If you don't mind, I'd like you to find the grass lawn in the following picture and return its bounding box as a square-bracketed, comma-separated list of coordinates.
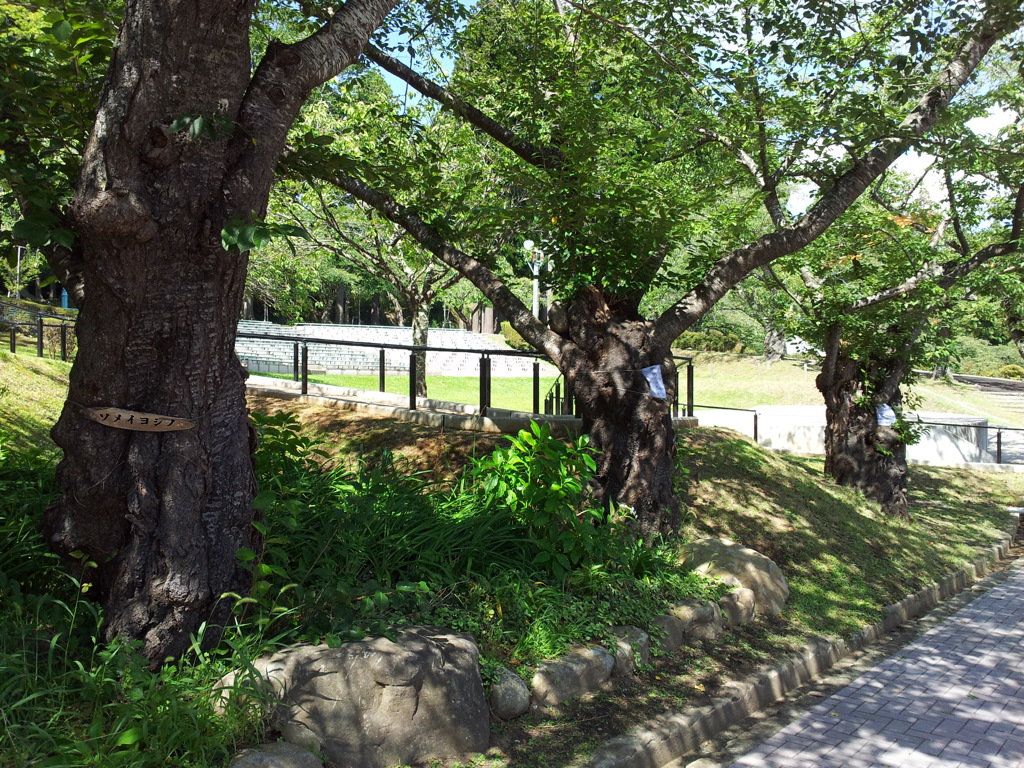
[680, 351, 1024, 427]
[0, 351, 71, 453]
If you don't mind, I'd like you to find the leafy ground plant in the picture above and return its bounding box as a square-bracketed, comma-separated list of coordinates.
[236, 413, 726, 665]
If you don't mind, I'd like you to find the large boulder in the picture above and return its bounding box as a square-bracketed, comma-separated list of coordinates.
[218, 626, 489, 768]
[680, 538, 789, 616]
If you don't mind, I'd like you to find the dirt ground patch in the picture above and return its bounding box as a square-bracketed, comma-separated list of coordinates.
[247, 394, 508, 482]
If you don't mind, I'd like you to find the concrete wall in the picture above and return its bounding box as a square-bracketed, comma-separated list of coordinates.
[235, 321, 557, 378]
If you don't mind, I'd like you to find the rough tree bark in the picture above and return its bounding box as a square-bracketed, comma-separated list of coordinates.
[40, 0, 399, 664]
[558, 288, 680, 538]
[763, 324, 787, 365]
[816, 326, 911, 518]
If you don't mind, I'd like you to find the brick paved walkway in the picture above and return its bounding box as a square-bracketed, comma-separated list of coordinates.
[728, 558, 1024, 768]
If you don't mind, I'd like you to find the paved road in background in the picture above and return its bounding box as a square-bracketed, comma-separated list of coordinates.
[722, 557, 1024, 768]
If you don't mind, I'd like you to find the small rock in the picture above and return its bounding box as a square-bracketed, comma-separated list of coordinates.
[532, 646, 615, 708]
[609, 625, 650, 680]
[229, 742, 323, 768]
[669, 600, 725, 641]
[651, 614, 685, 653]
[719, 587, 756, 627]
[489, 667, 530, 720]
[685, 759, 725, 768]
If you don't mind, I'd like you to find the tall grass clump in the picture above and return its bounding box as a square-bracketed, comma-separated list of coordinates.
[240, 414, 725, 666]
[0, 431, 264, 767]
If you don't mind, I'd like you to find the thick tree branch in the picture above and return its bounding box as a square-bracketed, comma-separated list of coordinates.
[878, 317, 930, 403]
[225, 0, 400, 215]
[652, 4, 1017, 349]
[322, 170, 572, 363]
[362, 43, 564, 171]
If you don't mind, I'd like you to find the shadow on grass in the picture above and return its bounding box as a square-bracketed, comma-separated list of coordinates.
[679, 428, 1019, 639]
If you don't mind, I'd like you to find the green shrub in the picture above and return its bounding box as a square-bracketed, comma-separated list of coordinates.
[995, 364, 1024, 380]
[675, 329, 744, 353]
[951, 335, 1020, 376]
[0, 592, 264, 767]
[453, 421, 615, 579]
[0, 431, 61, 594]
[500, 321, 533, 351]
[425, 560, 724, 663]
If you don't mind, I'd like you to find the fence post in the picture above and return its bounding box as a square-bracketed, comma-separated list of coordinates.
[672, 368, 680, 418]
[409, 352, 417, 411]
[36, 317, 44, 357]
[9, 326, 15, 354]
[997, 429, 1003, 464]
[292, 342, 300, 382]
[686, 362, 694, 417]
[479, 355, 491, 415]
[300, 343, 308, 395]
[533, 360, 540, 415]
[60, 323, 68, 361]
[379, 349, 386, 392]
[753, 412, 759, 444]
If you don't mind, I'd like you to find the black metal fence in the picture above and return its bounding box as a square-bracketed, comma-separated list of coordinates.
[5, 316, 76, 361]
[542, 356, 695, 419]
[237, 330, 696, 419]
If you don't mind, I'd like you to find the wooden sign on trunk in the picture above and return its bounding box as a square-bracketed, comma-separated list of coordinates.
[80, 407, 194, 432]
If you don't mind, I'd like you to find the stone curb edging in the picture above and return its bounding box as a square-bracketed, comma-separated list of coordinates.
[585, 509, 1022, 768]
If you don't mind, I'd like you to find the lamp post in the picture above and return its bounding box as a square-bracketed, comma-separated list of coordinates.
[523, 239, 542, 319]
[14, 246, 24, 299]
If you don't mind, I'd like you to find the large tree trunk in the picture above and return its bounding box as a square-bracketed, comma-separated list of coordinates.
[39, 0, 397, 664]
[816, 330, 910, 518]
[560, 288, 679, 539]
[41, 2, 261, 664]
